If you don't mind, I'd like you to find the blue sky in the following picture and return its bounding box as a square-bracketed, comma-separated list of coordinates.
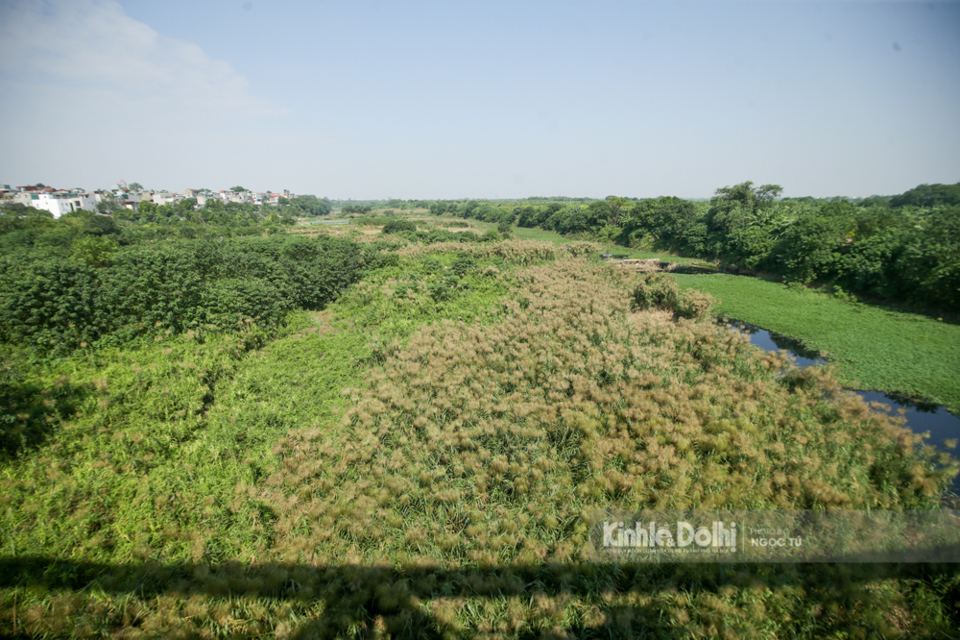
[1, 0, 958, 199]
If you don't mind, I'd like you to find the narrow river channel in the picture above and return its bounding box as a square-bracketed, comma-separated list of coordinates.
[728, 320, 960, 495]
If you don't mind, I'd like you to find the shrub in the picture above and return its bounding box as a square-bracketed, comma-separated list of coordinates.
[70, 236, 119, 268]
[428, 276, 461, 302]
[0, 259, 100, 351]
[202, 278, 291, 328]
[381, 219, 417, 234]
[565, 241, 602, 257]
[450, 254, 476, 277]
[393, 240, 558, 266]
[630, 272, 715, 319]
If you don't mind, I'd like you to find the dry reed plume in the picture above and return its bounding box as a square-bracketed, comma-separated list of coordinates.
[263, 258, 948, 571]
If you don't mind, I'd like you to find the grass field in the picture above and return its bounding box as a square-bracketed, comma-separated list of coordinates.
[673, 273, 960, 414]
[4, 240, 960, 638]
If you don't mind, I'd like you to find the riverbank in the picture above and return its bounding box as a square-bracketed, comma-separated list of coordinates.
[673, 273, 960, 414]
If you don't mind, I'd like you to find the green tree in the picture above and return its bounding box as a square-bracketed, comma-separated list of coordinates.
[71, 236, 118, 268]
[177, 198, 198, 214]
[96, 195, 120, 214]
[755, 184, 784, 204]
[128, 182, 143, 192]
[83, 214, 119, 236]
[231, 186, 247, 193]
[773, 202, 853, 283]
[289, 195, 331, 216]
[706, 182, 783, 259]
[605, 196, 631, 226]
[891, 182, 960, 208]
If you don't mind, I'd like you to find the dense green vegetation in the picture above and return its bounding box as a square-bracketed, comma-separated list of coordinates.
[2, 201, 959, 637]
[0, 233, 382, 355]
[3, 201, 282, 246]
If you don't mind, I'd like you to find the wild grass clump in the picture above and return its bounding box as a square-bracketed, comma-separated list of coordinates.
[243, 257, 955, 634]
[631, 272, 716, 320]
[381, 219, 418, 234]
[273, 258, 948, 556]
[564, 241, 602, 257]
[351, 214, 402, 226]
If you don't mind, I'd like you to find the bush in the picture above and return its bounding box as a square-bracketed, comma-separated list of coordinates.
[424, 228, 480, 244]
[0, 259, 100, 351]
[429, 276, 461, 302]
[70, 236, 119, 268]
[450, 254, 476, 277]
[394, 240, 558, 266]
[565, 241, 602, 257]
[382, 219, 417, 234]
[202, 278, 291, 328]
[630, 272, 714, 319]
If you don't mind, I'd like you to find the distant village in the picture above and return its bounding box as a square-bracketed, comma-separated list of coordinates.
[0, 180, 297, 218]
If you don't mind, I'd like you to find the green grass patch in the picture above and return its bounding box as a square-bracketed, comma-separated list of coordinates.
[674, 273, 960, 413]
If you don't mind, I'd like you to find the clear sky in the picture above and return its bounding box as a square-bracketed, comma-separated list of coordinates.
[1, 0, 958, 200]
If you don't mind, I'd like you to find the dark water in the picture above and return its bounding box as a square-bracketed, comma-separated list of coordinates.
[727, 320, 960, 493]
[731, 322, 827, 368]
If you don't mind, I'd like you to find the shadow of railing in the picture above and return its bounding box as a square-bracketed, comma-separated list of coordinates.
[0, 378, 87, 458]
[3, 553, 960, 638]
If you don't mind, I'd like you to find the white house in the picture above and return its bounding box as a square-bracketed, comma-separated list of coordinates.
[15, 190, 97, 218]
[151, 191, 180, 206]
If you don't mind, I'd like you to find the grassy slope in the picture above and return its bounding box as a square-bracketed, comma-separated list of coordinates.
[673, 273, 960, 413]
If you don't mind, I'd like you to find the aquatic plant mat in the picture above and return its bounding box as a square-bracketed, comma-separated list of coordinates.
[2, 251, 959, 638]
[673, 272, 960, 413]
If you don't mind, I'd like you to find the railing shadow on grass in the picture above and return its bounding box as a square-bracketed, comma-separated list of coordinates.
[0, 379, 87, 458]
[3, 551, 960, 639]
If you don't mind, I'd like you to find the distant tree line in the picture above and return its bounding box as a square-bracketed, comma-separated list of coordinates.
[431, 183, 960, 312]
